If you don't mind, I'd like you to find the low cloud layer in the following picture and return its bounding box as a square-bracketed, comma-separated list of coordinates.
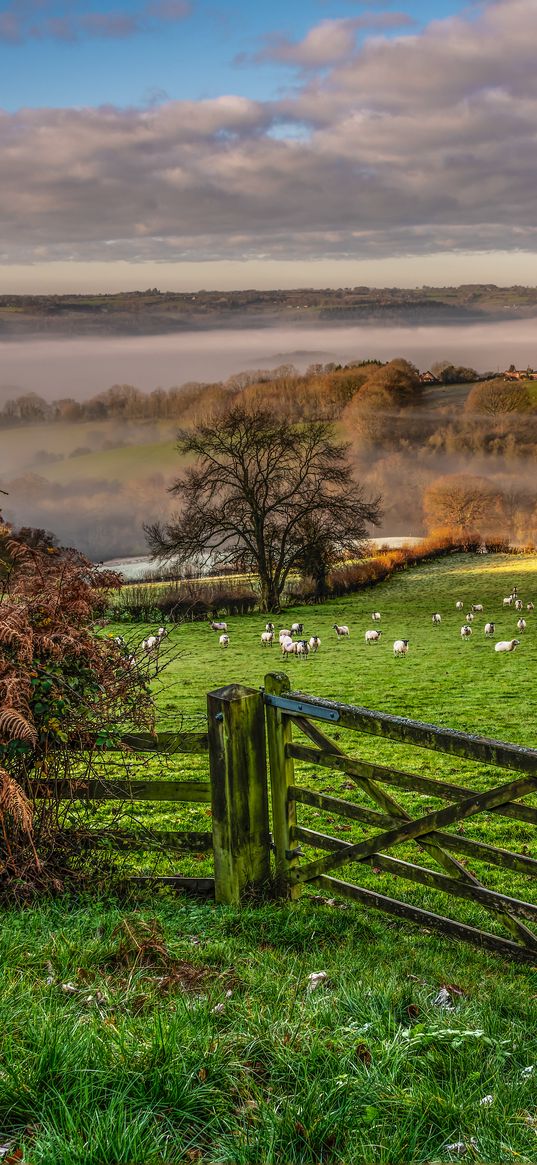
[1, 0, 536, 266]
[0, 0, 190, 44]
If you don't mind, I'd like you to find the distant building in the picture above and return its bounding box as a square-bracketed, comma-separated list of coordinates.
[503, 368, 537, 381]
[419, 370, 440, 383]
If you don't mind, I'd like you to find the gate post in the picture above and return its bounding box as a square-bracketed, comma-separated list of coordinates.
[207, 683, 270, 905]
[264, 672, 302, 900]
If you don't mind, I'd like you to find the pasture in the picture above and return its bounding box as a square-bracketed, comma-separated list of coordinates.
[2, 552, 537, 1164]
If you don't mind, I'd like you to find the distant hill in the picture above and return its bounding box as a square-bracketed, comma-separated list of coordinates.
[1, 284, 537, 339]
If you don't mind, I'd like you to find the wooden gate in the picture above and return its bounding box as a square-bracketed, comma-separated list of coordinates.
[263, 672, 537, 963]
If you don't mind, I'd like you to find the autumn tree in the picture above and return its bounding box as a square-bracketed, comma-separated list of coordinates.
[423, 474, 501, 533]
[145, 405, 381, 611]
[464, 378, 532, 416]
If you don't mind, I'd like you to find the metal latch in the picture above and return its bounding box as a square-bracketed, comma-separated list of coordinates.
[263, 693, 340, 722]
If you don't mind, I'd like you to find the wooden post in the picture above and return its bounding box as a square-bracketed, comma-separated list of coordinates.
[207, 683, 270, 905]
[264, 672, 301, 899]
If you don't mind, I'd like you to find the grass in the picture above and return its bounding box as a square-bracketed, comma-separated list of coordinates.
[2, 551, 537, 1163]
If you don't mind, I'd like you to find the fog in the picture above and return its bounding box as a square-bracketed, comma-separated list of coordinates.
[1, 317, 536, 401]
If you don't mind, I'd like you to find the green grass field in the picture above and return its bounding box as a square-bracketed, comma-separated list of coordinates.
[2, 552, 537, 1164]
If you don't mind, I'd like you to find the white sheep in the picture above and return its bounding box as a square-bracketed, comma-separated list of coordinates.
[279, 629, 291, 643]
[211, 620, 228, 633]
[502, 596, 513, 607]
[471, 604, 484, 613]
[455, 600, 464, 610]
[393, 639, 409, 655]
[484, 622, 495, 636]
[527, 602, 534, 611]
[308, 636, 321, 652]
[371, 612, 381, 622]
[295, 639, 310, 659]
[291, 622, 304, 636]
[494, 639, 520, 653]
[365, 629, 382, 644]
[333, 624, 350, 638]
[266, 622, 275, 632]
[142, 635, 159, 652]
[432, 613, 441, 625]
[465, 612, 474, 623]
[460, 625, 472, 638]
[281, 637, 297, 657]
[515, 599, 523, 611]
[261, 631, 274, 646]
[517, 618, 527, 632]
[219, 634, 230, 648]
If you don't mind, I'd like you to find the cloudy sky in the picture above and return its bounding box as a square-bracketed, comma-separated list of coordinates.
[1, 0, 536, 292]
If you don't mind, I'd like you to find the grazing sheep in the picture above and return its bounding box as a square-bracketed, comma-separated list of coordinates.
[266, 622, 275, 632]
[460, 625, 472, 638]
[393, 639, 409, 655]
[455, 600, 464, 610]
[371, 612, 381, 622]
[527, 602, 534, 611]
[142, 635, 159, 652]
[219, 634, 230, 648]
[333, 624, 350, 638]
[261, 631, 274, 646]
[365, 629, 382, 643]
[279, 629, 291, 642]
[295, 639, 310, 659]
[308, 636, 321, 653]
[211, 620, 228, 633]
[281, 637, 297, 657]
[291, 622, 304, 636]
[494, 639, 520, 653]
[484, 622, 495, 636]
[502, 596, 514, 607]
[471, 604, 484, 613]
[517, 618, 527, 632]
[432, 613, 442, 625]
[515, 599, 524, 611]
[465, 613, 474, 623]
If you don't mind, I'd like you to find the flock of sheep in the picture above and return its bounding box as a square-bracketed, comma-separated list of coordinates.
[208, 587, 533, 659]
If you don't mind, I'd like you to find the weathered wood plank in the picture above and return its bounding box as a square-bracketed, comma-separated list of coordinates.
[64, 829, 213, 852]
[130, 876, 214, 894]
[290, 785, 398, 825]
[291, 772, 537, 888]
[273, 690, 537, 775]
[316, 875, 536, 962]
[294, 826, 537, 923]
[287, 742, 537, 826]
[265, 674, 302, 899]
[208, 683, 270, 904]
[26, 779, 211, 802]
[70, 731, 209, 754]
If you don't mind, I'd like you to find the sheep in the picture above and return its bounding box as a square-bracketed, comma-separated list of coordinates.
[484, 622, 495, 636]
[527, 602, 535, 611]
[265, 622, 275, 632]
[261, 630, 274, 647]
[460, 625, 472, 638]
[455, 600, 464, 610]
[471, 604, 484, 613]
[515, 599, 524, 611]
[517, 618, 527, 632]
[308, 636, 321, 653]
[393, 639, 409, 655]
[291, 622, 304, 636]
[494, 639, 520, 653]
[502, 596, 514, 607]
[333, 624, 350, 638]
[365, 629, 382, 644]
[114, 635, 125, 646]
[279, 629, 291, 643]
[211, 620, 228, 633]
[219, 634, 230, 648]
[432, 613, 442, 625]
[281, 637, 297, 657]
[295, 639, 310, 659]
[465, 612, 474, 623]
[142, 635, 159, 653]
[371, 612, 381, 622]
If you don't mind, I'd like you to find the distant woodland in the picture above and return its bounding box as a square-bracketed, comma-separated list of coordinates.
[1, 356, 537, 559]
[2, 284, 537, 337]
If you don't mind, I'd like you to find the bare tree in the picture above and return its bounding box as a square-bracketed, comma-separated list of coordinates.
[423, 473, 501, 533]
[145, 405, 381, 612]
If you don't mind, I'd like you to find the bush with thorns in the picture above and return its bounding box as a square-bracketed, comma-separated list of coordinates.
[0, 514, 160, 891]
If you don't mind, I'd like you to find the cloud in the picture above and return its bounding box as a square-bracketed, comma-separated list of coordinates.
[246, 14, 414, 70]
[1, 0, 537, 267]
[0, 1, 190, 44]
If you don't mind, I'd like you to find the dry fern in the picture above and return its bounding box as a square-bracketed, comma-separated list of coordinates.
[0, 768, 33, 835]
[0, 708, 38, 746]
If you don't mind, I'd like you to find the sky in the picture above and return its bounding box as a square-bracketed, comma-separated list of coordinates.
[1, 0, 536, 292]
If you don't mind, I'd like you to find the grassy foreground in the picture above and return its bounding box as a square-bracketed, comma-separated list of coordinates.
[2, 552, 537, 1163]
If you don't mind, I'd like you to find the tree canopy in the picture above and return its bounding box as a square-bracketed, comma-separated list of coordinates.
[145, 405, 381, 611]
